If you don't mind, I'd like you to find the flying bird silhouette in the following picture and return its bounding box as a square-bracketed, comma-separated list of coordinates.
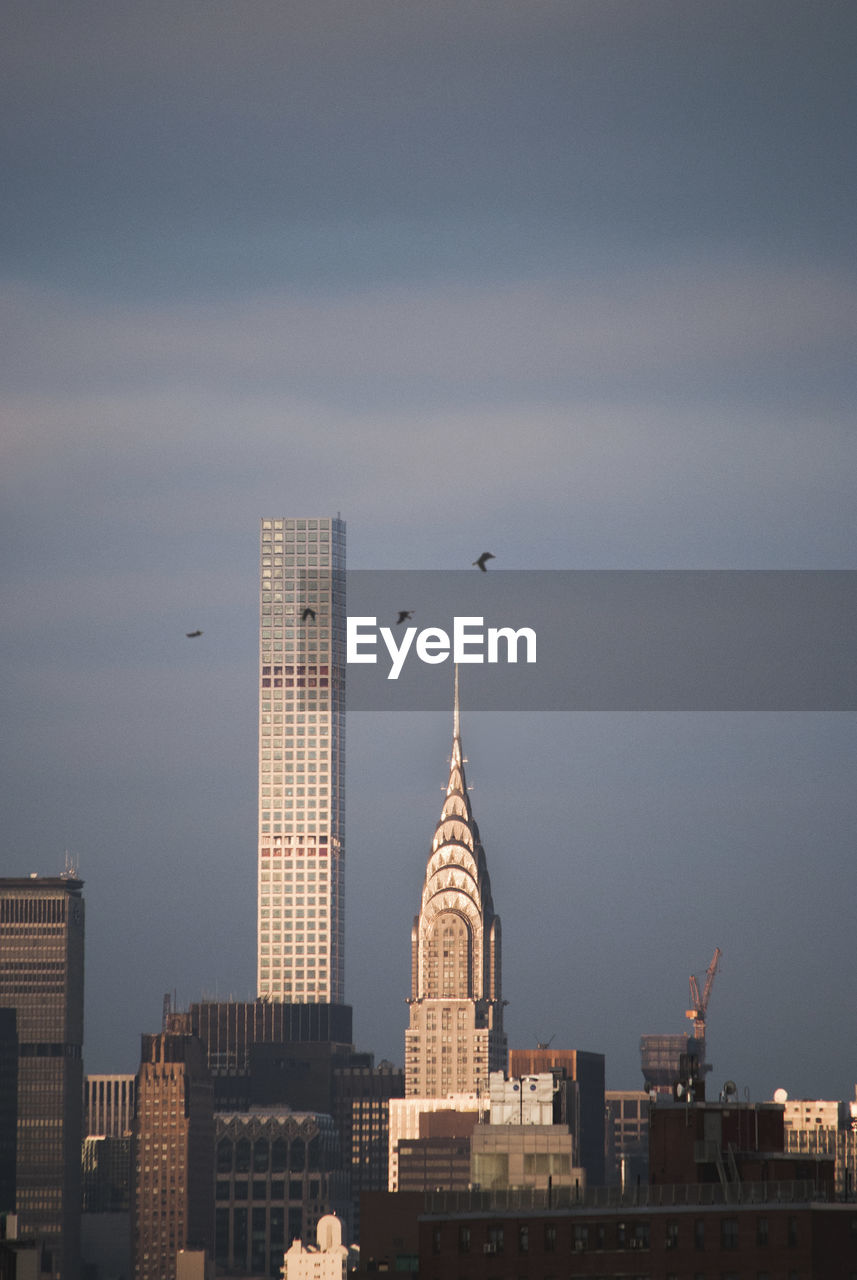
[185, 630, 203, 638]
[472, 552, 495, 571]
[302, 607, 316, 622]
[396, 611, 413, 624]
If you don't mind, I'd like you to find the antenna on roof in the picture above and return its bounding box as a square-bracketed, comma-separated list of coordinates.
[453, 664, 461, 741]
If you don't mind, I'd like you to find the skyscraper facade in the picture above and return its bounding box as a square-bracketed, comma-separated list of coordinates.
[0, 874, 85, 1279]
[404, 674, 506, 1097]
[257, 517, 346, 1004]
[132, 1032, 214, 1280]
[85, 1073, 136, 1138]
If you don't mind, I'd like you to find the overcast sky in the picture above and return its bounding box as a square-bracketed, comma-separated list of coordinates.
[2, 1, 856, 1102]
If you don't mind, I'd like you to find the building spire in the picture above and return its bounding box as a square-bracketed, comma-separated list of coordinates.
[405, 660, 506, 1097]
[453, 663, 460, 745]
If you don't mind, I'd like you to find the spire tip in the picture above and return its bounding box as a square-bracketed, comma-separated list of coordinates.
[453, 664, 460, 741]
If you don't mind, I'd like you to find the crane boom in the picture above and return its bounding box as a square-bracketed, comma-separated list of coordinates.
[685, 947, 721, 1039]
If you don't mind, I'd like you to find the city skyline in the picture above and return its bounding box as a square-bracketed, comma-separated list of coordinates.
[2, 1, 856, 1105]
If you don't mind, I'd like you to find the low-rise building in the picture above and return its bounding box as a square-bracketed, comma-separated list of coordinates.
[282, 1213, 350, 1279]
[397, 1110, 478, 1194]
[780, 1090, 857, 1198]
[417, 1185, 857, 1278]
[388, 1094, 483, 1192]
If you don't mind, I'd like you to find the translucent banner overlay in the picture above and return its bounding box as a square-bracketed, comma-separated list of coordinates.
[339, 571, 857, 711]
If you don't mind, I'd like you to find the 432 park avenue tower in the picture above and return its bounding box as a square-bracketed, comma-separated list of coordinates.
[257, 517, 346, 1003]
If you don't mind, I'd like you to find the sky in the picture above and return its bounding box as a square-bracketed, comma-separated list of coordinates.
[2, 0, 856, 1103]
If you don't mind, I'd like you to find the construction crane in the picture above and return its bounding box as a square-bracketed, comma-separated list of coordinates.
[686, 947, 721, 1040]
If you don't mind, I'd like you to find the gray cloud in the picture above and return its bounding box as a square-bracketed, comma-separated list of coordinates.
[5, 260, 855, 399]
[2, 0, 855, 1101]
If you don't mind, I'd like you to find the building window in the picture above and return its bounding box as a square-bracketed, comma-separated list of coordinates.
[788, 1216, 798, 1248]
[694, 1218, 705, 1251]
[458, 1225, 470, 1254]
[518, 1225, 528, 1254]
[721, 1217, 739, 1250]
[486, 1226, 504, 1255]
[666, 1220, 679, 1250]
[431, 1226, 441, 1255]
[543, 1224, 556, 1252]
[756, 1216, 769, 1246]
[573, 1224, 588, 1251]
[630, 1221, 650, 1250]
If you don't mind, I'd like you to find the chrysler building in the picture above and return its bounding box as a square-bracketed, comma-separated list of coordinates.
[404, 671, 506, 1097]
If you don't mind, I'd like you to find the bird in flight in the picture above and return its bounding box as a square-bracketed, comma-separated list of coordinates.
[472, 552, 495, 571]
[396, 610, 413, 624]
[302, 607, 316, 622]
[185, 630, 203, 638]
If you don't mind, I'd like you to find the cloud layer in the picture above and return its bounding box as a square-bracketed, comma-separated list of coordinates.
[2, 0, 855, 1097]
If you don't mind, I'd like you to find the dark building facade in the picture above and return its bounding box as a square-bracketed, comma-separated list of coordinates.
[355, 1190, 422, 1276]
[0, 1010, 17, 1218]
[180, 999, 389, 1240]
[640, 1031, 704, 1095]
[184, 1000, 353, 1065]
[332, 1061, 404, 1238]
[416, 1189, 857, 1279]
[604, 1089, 649, 1187]
[132, 1032, 214, 1280]
[0, 874, 85, 1279]
[81, 1137, 132, 1280]
[82, 1136, 132, 1214]
[214, 1109, 349, 1277]
[648, 1098, 834, 1193]
[178, 1000, 354, 1113]
[396, 1110, 479, 1195]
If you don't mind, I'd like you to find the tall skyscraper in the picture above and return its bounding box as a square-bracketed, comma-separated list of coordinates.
[258, 517, 346, 1004]
[404, 673, 506, 1097]
[132, 1032, 214, 1280]
[0, 874, 85, 1279]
